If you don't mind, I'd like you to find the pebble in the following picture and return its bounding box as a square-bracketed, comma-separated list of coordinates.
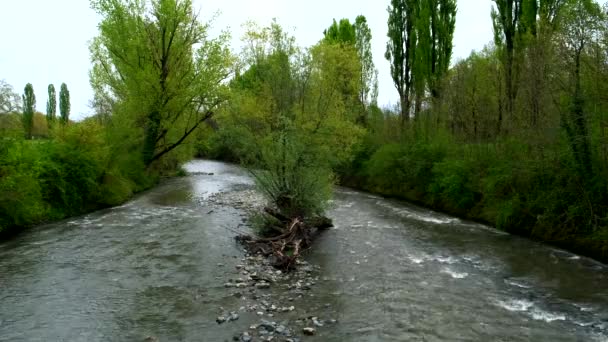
[216, 316, 226, 324]
[256, 282, 271, 289]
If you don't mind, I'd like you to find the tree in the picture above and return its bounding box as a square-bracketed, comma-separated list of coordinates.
[492, 0, 523, 133]
[59, 83, 70, 125]
[429, 0, 457, 99]
[0, 80, 21, 114]
[90, 0, 233, 167]
[386, 0, 417, 126]
[22, 83, 35, 139]
[354, 15, 379, 113]
[557, 0, 604, 178]
[46, 84, 57, 127]
[324, 18, 356, 45]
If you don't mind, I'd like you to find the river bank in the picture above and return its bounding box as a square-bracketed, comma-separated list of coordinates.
[339, 174, 608, 266]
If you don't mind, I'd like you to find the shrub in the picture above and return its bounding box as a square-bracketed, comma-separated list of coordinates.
[250, 132, 333, 219]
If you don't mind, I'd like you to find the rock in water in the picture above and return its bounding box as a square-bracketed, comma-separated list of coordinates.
[216, 316, 227, 324]
[303, 327, 316, 335]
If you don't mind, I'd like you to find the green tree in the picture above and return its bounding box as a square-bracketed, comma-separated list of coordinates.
[386, 0, 417, 126]
[22, 83, 35, 139]
[59, 83, 70, 125]
[0, 80, 21, 114]
[557, 0, 604, 178]
[430, 0, 457, 99]
[46, 84, 57, 127]
[354, 15, 379, 113]
[492, 0, 523, 133]
[90, 0, 233, 167]
[324, 18, 356, 45]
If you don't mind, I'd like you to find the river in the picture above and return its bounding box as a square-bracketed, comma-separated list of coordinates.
[0, 160, 606, 341]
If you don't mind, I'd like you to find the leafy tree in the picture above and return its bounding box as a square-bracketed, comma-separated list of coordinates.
[0, 80, 22, 114]
[90, 0, 233, 167]
[429, 0, 457, 99]
[492, 0, 524, 133]
[386, 0, 417, 125]
[324, 18, 356, 45]
[22, 83, 36, 139]
[59, 83, 70, 125]
[354, 15, 379, 113]
[557, 0, 605, 178]
[46, 84, 57, 127]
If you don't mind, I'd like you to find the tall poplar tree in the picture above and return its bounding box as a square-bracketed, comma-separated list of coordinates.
[59, 83, 70, 125]
[386, 0, 417, 125]
[324, 19, 356, 45]
[46, 84, 57, 127]
[354, 15, 379, 111]
[430, 0, 457, 98]
[22, 83, 35, 139]
[492, 0, 524, 133]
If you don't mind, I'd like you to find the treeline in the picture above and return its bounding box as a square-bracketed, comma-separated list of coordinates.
[0, 0, 232, 235]
[201, 0, 608, 262]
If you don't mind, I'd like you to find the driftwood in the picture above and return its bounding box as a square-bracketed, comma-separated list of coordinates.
[236, 207, 333, 270]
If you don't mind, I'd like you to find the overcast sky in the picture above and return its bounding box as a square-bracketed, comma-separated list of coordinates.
[0, 0, 493, 120]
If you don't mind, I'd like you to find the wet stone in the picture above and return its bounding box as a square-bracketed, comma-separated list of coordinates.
[302, 327, 316, 335]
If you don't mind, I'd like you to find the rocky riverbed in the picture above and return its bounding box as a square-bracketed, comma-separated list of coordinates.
[207, 189, 338, 341]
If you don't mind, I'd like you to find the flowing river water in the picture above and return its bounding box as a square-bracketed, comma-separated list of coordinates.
[0, 160, 607, 341]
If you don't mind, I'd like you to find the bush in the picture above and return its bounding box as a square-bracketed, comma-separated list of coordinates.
[428, 158, 477, 211]
[0, 139, 46, 232]
[250, 132, 333, 219]
[0, 120, 159, 235]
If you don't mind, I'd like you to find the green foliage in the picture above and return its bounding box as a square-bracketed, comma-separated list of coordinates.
[0, 138, 46, 232]
[324, 18, 356, 45]
[90, 0, 233, 167]
[428, 159, 476, 211]
[0, 120, 154, 235]
[59, 83, 70, 125]
[22, 83, 35, 139]
[250, 131, 334, 219]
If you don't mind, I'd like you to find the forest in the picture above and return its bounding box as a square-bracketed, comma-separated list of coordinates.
[1, 0, 607, 262]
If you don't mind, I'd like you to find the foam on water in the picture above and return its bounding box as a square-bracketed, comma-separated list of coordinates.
[496, 299, 570, 324]
[530, 308, 566, 322]
[436, 256, 458, 264]
[496, 299, 534, 312]
[504, 279, 532, 289]
[441, 267, 469, 279]
[375, 201, 460, 225]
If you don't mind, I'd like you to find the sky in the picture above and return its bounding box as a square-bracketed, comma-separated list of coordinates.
[0, 0, 494, 120]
